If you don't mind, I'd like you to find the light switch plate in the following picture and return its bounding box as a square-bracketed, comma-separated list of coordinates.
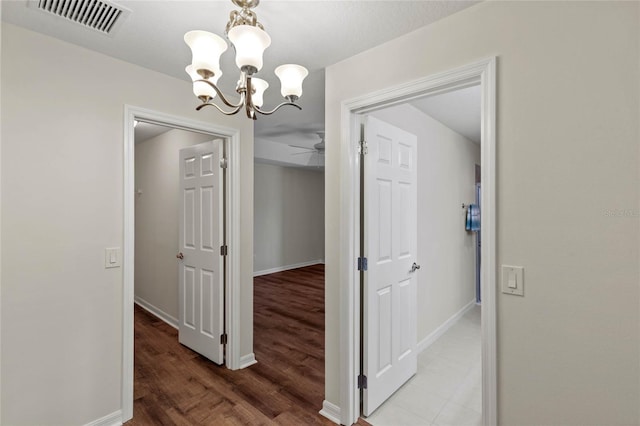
[105, 247, 121, 268]
[501, 265, 524, 296]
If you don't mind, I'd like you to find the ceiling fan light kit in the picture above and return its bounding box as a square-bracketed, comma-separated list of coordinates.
[184, 0, 309, 120]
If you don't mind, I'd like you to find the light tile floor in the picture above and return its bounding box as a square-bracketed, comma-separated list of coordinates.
[366, 305, 482, 426]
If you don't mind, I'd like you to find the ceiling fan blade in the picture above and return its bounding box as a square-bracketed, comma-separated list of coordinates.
[289, 144, 313, 150]
[292, 151, 314, 156]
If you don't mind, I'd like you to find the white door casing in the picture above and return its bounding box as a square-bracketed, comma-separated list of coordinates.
[338, 58, 497, 426]
[363, 116, 418, 416]
[178, 140, 225, 364]
[123, 105, 243, 423]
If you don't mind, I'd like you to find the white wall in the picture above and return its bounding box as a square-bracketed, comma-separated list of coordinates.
[254, 162, 324, 274]
[325, 2, 639, 424]
[1, 24, 254, 425]
[371, 104, 479, 342]
[135, 129, 214, 322]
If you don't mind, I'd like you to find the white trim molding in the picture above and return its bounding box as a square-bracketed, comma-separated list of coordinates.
[479, 56, 498, 426]
[417, 300, 475, 354]
[253, 259, 324, 277]
[319, 400, 341, 425]
[83, 410, 123, 426]
[122, 105, 243, 422]
[134, 297, 179, 329]
[239, 353, 258, 369]
[338, 57, 497, 426]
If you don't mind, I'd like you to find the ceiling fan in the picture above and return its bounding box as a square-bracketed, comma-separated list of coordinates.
[289, 131, 325, 155]
[289, 132, 325, 167]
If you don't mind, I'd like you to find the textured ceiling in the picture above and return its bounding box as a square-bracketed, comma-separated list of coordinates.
[2, 0, 480, 165]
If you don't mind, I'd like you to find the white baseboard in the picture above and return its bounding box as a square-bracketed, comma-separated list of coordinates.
[134, 297, 178, 329]
[418, 299, 476, 353]
[253, 259, 324, 277]
[239, 353, 257, 369]
[319, 400, 341, 425]
[84, 410, 122, 426]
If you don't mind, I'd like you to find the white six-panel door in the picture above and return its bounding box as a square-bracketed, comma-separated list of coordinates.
[178, 140, 225, 364]
[363, 116, 418, 416]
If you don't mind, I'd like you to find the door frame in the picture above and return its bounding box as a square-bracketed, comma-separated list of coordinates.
[339, 57, 497, 425]
[121, 105, 243, 422]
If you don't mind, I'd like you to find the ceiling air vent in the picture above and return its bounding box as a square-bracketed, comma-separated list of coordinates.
[28, 0, 131, 36]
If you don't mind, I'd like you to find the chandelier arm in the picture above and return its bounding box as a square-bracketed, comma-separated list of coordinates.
[196, 101, 244, 116]
[253, 102, 302, 116]
[196, 79, 244, 109]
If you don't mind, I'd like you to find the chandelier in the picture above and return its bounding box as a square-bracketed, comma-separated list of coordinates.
[184, 0, 309, 120]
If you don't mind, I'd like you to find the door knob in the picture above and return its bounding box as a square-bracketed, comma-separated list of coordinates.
[411, 262, 421, 273]
[176, 252, 184, 260]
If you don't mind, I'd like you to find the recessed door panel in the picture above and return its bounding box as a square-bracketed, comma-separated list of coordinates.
[398, 182, 411, 258]
[377, 179, 392, 263]
[183, 266, 196, 330]
[398, 142, 413, 171]
[184, 157, 196, 178]
[200, 186, 215, 252]
[377, 286, 392, 374]
[201, 152, 215, 176]
[200, 269, 215, 338]
[397, 278, 414, 359]
[183, 189, 196, 249]
[377, 137, 392, 165]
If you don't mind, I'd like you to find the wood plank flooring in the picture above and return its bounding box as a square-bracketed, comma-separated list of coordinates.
[129, 264, 368, 426]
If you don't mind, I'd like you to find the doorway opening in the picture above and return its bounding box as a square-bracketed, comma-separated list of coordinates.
[133, 123, 224, 341]
[359, 84, 483, 425]
[339, 58, 497, 426]
[121, 106, 243, 422]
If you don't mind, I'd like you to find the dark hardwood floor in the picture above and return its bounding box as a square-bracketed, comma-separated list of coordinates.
[129, 264, 369, 425]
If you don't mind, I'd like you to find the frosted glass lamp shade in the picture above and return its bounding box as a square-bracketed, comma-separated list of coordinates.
[186, 65, 221, 100]
[250, 78, 269, 107]
[184, 30, 227, 77]
[275, 64, 308, 98]
[228, 25, 271, 73]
